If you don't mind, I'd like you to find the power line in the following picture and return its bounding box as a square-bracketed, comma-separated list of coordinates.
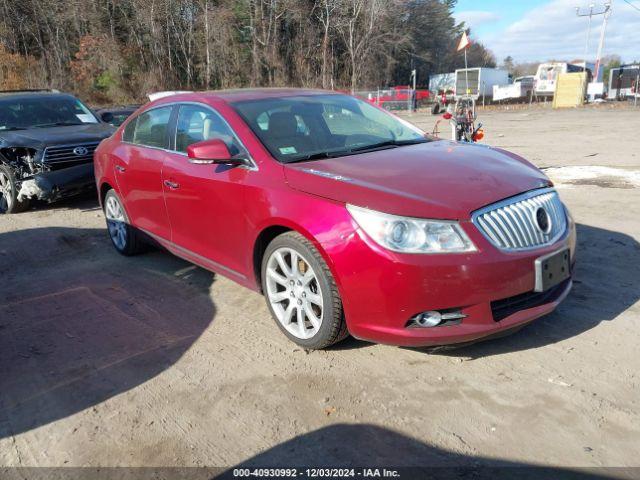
[621, 0, 640, 12]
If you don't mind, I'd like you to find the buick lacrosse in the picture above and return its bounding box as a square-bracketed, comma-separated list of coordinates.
[94, 89, 576, 349]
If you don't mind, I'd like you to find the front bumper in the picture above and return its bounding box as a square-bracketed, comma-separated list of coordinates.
[328, 214, 577, 347]
[18, 163, 95, 203]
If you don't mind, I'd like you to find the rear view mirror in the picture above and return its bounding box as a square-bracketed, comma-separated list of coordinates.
[186, 139, 248, 167]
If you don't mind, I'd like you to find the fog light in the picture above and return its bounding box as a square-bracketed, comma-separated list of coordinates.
[408, 309, 467, 328]
[415, 311, 442, 327]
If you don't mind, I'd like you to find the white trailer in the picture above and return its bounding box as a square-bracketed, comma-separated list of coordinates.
[454, 68, 509, 99]
[608, 65, 640, 100]
[429, 72, 455, 94]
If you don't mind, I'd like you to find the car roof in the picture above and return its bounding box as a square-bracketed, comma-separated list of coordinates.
[96, 106, 139, 112]
[0, 91, 78, 101]
[153, 88, 339, 105]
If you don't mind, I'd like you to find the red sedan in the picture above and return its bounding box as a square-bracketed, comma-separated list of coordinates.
[94, 89, 576, 349]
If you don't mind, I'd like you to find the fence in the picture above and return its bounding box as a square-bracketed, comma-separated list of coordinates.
[353, 88, 417, 111]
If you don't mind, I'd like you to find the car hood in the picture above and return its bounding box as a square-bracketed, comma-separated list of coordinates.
[283, 140, 552, 220]
[0, 123, 115, 149]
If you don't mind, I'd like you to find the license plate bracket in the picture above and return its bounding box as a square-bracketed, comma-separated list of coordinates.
[534, 248, 571, 292]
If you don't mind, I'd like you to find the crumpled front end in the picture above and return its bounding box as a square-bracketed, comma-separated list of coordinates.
[1, 146, 95, 204]
[17, 163, 95, 202]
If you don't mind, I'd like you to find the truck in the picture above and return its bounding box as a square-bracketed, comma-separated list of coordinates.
[454, 68, 509, 100]
[608, 65, 640, 100]
[492, 76, 535, 102]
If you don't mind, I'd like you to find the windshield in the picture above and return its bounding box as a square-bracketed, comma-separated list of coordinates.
[232, 94, 428, 163]
[0, 95, 98, 131]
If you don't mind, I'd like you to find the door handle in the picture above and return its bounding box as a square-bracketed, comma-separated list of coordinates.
[164, 180, 180, 189]
[115, 165, 126, 173]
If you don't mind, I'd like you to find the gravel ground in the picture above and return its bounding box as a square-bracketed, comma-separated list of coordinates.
[0, 104, 639, 474]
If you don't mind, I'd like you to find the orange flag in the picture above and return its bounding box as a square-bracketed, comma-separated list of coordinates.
[457, 32, 471, 51]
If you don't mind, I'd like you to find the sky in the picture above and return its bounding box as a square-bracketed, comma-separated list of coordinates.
[453, 0, 640, 64]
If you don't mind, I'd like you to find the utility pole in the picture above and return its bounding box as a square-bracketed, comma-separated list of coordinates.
[575, 1, 611, 80]
[593, 1, 612, 82]
[576, 3, 596, 64]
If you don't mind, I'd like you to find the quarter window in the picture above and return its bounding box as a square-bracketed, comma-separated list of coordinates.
[175, 104, 241, 155]
[122, 117, 136, 142]
[131, 106, 172, 149]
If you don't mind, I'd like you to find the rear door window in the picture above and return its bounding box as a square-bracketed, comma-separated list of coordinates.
[131, 106, 173, 149]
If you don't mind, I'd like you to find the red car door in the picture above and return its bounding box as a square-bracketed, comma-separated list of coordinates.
[114, 105, 173, 240]
[161, 103, 252, 277]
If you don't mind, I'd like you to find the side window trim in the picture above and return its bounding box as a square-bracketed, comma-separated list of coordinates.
[121, 101, 257, 171]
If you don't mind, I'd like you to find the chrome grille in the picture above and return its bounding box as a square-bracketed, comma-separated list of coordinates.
[42, 142, 100, 169]
[472, 188, 567, 251]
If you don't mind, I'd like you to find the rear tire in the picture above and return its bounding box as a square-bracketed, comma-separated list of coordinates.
[0, 165, 30, 214]
[431, 103, 440, 115]
[103, 189, 144, 256]
[261, 232, 348, 349]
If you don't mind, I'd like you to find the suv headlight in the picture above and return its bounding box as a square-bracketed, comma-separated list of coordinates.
[347, 204, 476, 254]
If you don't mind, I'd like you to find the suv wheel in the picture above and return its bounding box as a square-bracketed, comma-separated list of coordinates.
[104, 189, 144, 255]
[261, 232, 348, 349]
[0, 165, 30, 214]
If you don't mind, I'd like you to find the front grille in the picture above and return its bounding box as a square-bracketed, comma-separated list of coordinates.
[491, 279, 570, 322]
[42, 142, 100, 170]
[472, 188, 567, 251]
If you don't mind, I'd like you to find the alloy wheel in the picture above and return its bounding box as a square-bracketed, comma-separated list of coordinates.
[265, 247, 324, 340]
[105, 195, 127, 250]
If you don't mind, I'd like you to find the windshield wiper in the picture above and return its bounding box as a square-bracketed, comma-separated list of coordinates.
[0, 127, 27, 131]
[33, 122, 84, 128]
[285, 138, 429, 163]
[287, 150, 350, 163]
[347, 138, 428, 153]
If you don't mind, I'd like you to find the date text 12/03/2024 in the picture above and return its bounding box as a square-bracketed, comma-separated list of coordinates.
[232, 468, 400, 478]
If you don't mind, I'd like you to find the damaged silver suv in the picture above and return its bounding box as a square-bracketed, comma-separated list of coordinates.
[0, 89, 115, 213]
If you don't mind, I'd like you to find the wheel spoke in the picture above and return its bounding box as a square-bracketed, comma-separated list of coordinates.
[290, 251, 299, 276]
[296, 307, 306, 337]
[267, 268, 288, 286]
[283, 303, 295, 325]
[306, 292, 322, 306]
[301, 269, 315, 286]
[269, 291, 289, 303]
[274, 251, 291, 277]
[304, 304, 321, 330]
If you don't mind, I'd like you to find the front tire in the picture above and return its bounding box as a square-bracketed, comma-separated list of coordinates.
[104, 189, 144, 256]
[0, 165, 30, 214]
[261, 232, 348, 349]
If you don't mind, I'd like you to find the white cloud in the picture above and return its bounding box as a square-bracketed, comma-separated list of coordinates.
[455, 10, 501, 29]
[485, 0, 640, 63]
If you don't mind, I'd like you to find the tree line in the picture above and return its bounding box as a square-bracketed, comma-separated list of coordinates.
[0, 0, 496, 105]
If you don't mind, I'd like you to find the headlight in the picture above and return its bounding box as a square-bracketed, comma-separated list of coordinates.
[347, 204, 476, 254]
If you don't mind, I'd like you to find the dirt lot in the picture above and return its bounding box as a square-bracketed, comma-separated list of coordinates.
[1, 105, 639, 474]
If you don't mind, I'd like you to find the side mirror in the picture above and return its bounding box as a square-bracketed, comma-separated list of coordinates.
[101, 112, 114, 124]
[186, 139, 248, 166]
